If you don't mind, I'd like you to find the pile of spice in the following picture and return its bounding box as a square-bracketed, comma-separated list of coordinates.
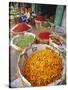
[22, 48, 63, 86]
[35, 16, 45, 21]
[16, 35, 34, 49]
[12, 22, 31, 32]
[38, 31, 51, 40]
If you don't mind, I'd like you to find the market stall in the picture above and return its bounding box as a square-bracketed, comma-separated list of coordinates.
[9, 2, 66, 88]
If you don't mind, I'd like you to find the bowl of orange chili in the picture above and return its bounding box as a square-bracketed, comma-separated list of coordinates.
[10, 22, 32, 36]
[17, 44, 65, 87]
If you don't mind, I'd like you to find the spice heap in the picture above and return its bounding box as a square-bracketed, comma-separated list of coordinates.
[22, 48, 63, 86]
[38, 31, 51, 40]
[35, 16, 45, 21]
[16, 35, 34, 49]
[13, 22, 31, 32]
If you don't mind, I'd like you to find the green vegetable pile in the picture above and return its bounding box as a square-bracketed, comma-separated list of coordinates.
[16, 35, 34, 49]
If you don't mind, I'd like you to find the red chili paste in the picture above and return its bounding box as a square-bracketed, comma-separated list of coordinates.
[36, 16, 45, 21]
[13, 23, 30, 32]
[38, 32, 51, 40]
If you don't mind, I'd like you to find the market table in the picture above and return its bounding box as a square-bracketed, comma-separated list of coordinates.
[9, 23, 66, 87]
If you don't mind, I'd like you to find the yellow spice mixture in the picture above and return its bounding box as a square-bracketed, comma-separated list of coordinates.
[22, 48, 63, 86]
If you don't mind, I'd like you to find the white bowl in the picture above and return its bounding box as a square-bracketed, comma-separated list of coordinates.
[10, 32, 36, 52]
[17, 44, 66, 87]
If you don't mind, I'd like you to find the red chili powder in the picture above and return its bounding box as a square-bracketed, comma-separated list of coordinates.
[13, 23, 30, 32]
[39, 32, 51, 40]
[36, 16, 45, 21]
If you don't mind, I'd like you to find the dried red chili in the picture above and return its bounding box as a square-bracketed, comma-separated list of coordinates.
[13, 22, 30, 32]
[38, 32, 51, 40]
[36, 16, 45, 21]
